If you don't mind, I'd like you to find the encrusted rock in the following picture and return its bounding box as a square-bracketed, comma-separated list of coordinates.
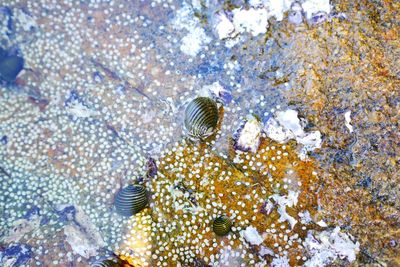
[233, 114, 262, 153]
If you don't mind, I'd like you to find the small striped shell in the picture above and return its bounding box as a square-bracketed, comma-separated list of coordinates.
[91, 259, 119, 267]
[115, 185, 148, 216]
[184, 97, 219, 139]
[213, 215, 232, 236]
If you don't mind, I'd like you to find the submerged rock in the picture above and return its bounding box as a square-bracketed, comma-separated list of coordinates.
[344, 111, 353, 133]
[199, 81, 232, 105]
[64, 90, 99, 118]
[240, 226, 264, 246]
[23, 205, 41, 220]
[56, 205, 77, 222]
[172, 3, 211, 57]
[213, 11, 236, 40]
[64, 225, 100, 259]
[0, 244, 33, 266]
[301, 0, 331, 19]
[271, 256, 290, 267]
[0, 54, 24, 82]
[0, 7, 13, 38]
[268, 190, 300, 229]
[1, 217, 41, 243]
[212, 0, 333, 43]
[63, 206, 106, 259]
[303, 227, 360, 266]
[309, 11, 329, 24]
[233, 114, 262, 153]
[0, 135, 8, 145]
[0, 47, 7, 61]
[288, 2, 304, 25]
[264, 109, 322, 159]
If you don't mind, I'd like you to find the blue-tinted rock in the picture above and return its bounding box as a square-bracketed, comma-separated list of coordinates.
[56, 205, 76, 222]
[93, 71, 103, 82]
[197, 62, 222, 75]
[219, 90, 233, 105]
[0, 135, 8, 145]
[23, 205, 40, 220]
[0, 244, 33, 266]
[0, 7, 13, 36]
[309, 11, 329, 25]
[64, 90, 82, 107]
[115, 84, 125, 94]
[359, 177, 372, 188]
[0, 55, 24, 82]
[0, 47, 7, 61]
[40, 216, 50, 226]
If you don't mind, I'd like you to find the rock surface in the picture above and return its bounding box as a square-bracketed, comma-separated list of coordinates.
[0, 0, 399, 266]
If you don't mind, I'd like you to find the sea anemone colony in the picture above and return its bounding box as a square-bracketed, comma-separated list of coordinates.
[117, 133, 321, 266]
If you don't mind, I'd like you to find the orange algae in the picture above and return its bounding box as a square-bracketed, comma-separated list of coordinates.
[119, 137, 323, 266]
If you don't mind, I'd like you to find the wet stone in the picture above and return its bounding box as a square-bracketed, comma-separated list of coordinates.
[0, 135, 7, 145]
[0, 0, 399, 266]
[0, 244, 33, 266]
[0, 54, 23, 82]
[56, 205, 77, 222]
[23, 205, 40, 220]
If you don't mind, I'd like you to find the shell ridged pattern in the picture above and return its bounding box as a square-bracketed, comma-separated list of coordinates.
[213, 215, 232, 236]
[115, 184, 148, 217]
[91, 258, 120, 267]
[184, 97, 219, 139]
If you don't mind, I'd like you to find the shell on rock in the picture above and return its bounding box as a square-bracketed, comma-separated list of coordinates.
[91, 259, 120, 267]
[91, 253, 129, 267]
[213, 215, 232, 236]
[184, 97, 219, 139]
[114, 184, 148, 217]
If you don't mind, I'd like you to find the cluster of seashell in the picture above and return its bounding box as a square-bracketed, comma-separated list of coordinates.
[185, 97, 233, 236]
[114, 97, 226, 237]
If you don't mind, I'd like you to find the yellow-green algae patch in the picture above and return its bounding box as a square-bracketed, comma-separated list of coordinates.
[118, 138, 322, 266]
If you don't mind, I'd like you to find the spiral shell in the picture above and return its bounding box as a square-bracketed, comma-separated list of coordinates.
[91, 259, 119, 267]
[184, 97, 219, 139]
[115, 184, 148, 216]
[213, 215, 232, 236]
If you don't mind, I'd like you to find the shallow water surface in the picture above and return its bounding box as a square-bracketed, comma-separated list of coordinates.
[0, 0, 399, 266]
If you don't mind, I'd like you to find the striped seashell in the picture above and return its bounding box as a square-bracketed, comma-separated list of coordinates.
[213, 215, 232, 236]
[91, 253, 129, 267]
[115, 185, 148, 217]
[91, 259, 120, 267]
[184, 97, 219, 139]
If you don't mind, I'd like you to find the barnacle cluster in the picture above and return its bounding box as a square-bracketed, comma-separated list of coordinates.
[118, 136, 320, 266]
